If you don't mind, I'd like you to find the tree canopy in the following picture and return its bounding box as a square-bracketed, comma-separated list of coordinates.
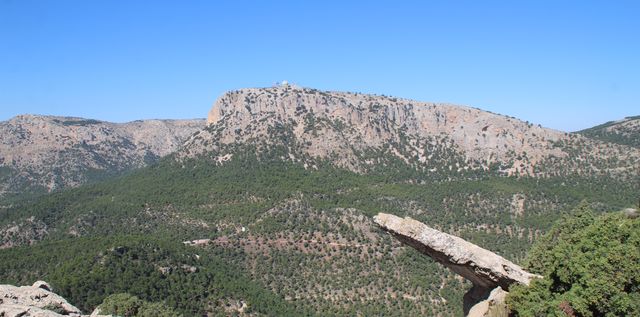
[508, 204, 640, 316]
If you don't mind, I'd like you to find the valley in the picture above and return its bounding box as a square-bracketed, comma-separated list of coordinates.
[0, 86, 638, 316]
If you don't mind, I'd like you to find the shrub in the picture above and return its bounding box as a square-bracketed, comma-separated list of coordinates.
[98, 293, 181, 317]
[507, 204, 640, 316]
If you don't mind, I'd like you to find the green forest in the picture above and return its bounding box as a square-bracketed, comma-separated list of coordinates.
[0, 150, 637, 316]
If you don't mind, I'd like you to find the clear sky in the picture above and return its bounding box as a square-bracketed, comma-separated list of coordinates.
[1, 1, 638, 131]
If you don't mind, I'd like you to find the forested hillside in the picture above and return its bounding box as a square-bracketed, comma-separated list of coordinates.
[508, 205, 640, 316]
[1, 149, 636, 315]
[577, 115, 640, 148]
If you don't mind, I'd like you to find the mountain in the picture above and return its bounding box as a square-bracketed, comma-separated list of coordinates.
[183, 86, 637, 180]
[0, 87, 637, 316]
[577, 115, 640, 148]
[0, 115, 205, 198]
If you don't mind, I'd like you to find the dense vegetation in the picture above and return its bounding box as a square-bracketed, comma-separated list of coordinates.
[97, 293, 181, 317]
[508, 204, 640, 316]
[0, 149, 637, 316]
[0, 235, 308, 316]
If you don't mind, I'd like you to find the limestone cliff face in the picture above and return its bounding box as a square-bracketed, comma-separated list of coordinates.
[0, 115, 205, 195]
[184, 86, 638, 178]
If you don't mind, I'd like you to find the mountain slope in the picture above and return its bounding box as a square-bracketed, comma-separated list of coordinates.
[577, 115, 640, 148]
[183, 86, 638, 180]
[0, 115, 205, 197]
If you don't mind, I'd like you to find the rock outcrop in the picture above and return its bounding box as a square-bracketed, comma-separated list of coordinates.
[0, 281, 110, 317]
[623, 208, 639, 219]
[374, 213, 540, 316]
[374, 213, 539, 289]
[467, 287, 509, 317]
[0, 281, 82, 316]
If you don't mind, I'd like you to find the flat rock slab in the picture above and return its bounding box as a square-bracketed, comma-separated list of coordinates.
[0, 282, 82, 316]
[374, 213, 540, 290]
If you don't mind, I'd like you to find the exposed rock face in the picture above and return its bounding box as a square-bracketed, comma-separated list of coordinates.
[467, 287, 509, 317]
[202, 87, 568, 168]
[0, 281, 82, 316]
[183, 86, 638, 179]
[623, 208, 639, 219]
[0, 281, 112, 317]
[0, 304, 67, 317]
[374, 213, 539, 289]
[32, 281, 52, 292]
[0, 115, 205, 195]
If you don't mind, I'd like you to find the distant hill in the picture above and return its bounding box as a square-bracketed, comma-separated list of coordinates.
[577, 115, 640, 148]
[0, 115, 205, 197]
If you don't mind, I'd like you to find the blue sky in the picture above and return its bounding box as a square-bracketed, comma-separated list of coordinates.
[1, 1, 638, 131]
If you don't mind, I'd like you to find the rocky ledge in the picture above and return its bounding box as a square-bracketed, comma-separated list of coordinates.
[374, 213, 541, 316]
[0, 281, 109, 317]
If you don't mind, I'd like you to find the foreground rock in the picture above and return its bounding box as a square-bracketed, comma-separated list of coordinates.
[0, 281, 110, 317]
[374, 213, 539, 289]
[374, 213, 540, 316]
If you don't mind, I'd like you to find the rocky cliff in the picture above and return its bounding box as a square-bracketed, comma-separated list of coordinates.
[182, 86, 638, 179]
[0, 115, 205, 196]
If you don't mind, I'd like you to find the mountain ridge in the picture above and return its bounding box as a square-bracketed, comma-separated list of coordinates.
[0, 114, 205, 196]
[182, 86, 638, 180]
[577, 115, 640, 148]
